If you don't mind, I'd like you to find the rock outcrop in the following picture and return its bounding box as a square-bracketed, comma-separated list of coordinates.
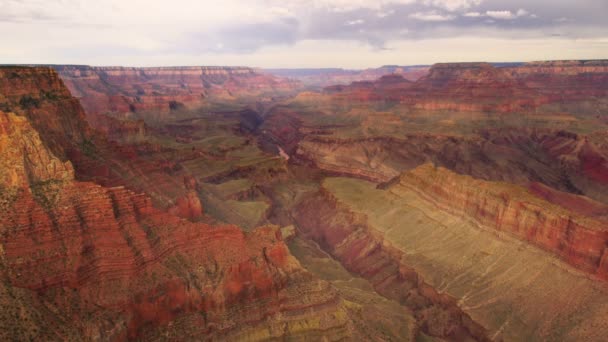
[322, 60, 608, 112]
[293, 185, 490, 341]
[506, 60, 608, 99]
[0, 66, 92, 159]
[391, 163, 608, 279]
[266, 65, 429, 88]
[0, 67, 351, 341]
[0, 111, 349, 341]
[168, 176, 204, 221]
[54, 65, 299, 129]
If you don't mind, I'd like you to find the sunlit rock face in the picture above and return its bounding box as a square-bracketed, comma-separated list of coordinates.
[54, 65, 300, 130]
[2, 58, 608, 342]
[0, 67, 352, 341]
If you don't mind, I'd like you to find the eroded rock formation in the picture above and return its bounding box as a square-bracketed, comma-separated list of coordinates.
[0, 67, 349, 341]
[54, 65, 299, 129]
[392, 163, 608, 279]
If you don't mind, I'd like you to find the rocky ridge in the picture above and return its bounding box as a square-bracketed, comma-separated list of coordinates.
[392, 163, 608, 279]
[0, 67, 352, 341]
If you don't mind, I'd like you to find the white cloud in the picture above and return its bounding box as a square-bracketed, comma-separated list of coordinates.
[486, 10, 515, 20]
[378, 9, 396, 18]
[0, 0, 605, 68]
[464, 8, 533, 20]
[410, 11, 455, 21]
[424, 0, 483, 12]
[485, 8, 533, 20]
[346, 19, 365, 25]
[290, 0, 416, 12]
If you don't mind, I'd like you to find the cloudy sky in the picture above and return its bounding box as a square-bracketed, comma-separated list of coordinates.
[1, 0, 607, 68]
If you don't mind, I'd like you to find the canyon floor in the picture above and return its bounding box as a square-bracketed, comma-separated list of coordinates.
[1, 61, 608, 341]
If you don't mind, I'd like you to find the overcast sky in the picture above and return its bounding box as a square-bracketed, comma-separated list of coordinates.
[1, 0, 607, 68]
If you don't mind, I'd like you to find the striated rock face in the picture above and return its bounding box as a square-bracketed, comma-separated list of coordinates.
[99, 115, 148, 144]
[0, 109, 350, 341]
[0, 66, 355, 341]
[54, 65, 299, 129]
[265, 65, 430, 88]
[323, 74, 414, 102]
[293, 186, 490, 341]
[322, 60, 608, 112]
[506, 60, 608, 99]
[318, 176, 608, 341]
[0, 67, 92, 159]
[168, 176, 204, 221]
[0, 111, 74, 189]
[386, 62, 543, 112]
[392, 163, 608, 279]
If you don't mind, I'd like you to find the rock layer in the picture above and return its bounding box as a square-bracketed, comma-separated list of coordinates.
[0, 67, 350, 341]
[54, 65, 299, 129]
[393, 163, 608, 279]
[293, 186, 490, 341]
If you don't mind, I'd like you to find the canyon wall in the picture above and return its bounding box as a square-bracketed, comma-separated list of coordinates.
[322, 60, 608, 112]
[54, 65, 299, 129]
[313, 175, 608, 341]
[0, 67, 351, 340]
[293, 185, 490, 341]
[265, 65, 430, 88]
[392, 163, 608, 279]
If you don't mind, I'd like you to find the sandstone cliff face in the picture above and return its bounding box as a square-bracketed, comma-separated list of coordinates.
[0, 67, 92, 159]
[399, 62, 542, 112]
[322, 60, 608, 112]
[502, 60, 608, 102]
[0, 66, 354, 341]
[392, 163, 608, 279]
[266, 65, 429, 88]
[54, 65, 299, 129]
[293, 186, 489, 341]
[0, 110, 349, 341]
[168, 176, 204, 221]
[0, 111, 74, 190]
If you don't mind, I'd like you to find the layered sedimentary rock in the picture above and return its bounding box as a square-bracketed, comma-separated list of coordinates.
[292, 132, 586, 189]
[393, 163, 608, 279]
[266, 65, 429, 88]
[407, 62, 541, 112]
[506, 60, 608, 99]
[0, 109, 350, 341]
[322, 60, 608, 113]
[168, 176, 204, 221]
[0, 66, 357, 341]
[316, 176, 608, 341]
[54, 65, 299, 129]
[293, 184, 490, 341]
[324, 74, 414, 102]
[0, 66, 92, 159]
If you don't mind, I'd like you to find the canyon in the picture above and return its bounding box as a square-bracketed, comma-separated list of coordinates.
[1, 60, 608, 341]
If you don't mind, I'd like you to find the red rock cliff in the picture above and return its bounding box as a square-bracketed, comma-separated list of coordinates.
[53, 65, 299, 129]
[392, 163, 608, 280]
[0, 67, 348, 340]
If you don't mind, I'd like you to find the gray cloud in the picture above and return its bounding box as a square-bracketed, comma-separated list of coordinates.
[0, 0, 606, 66]
[183, 0, 608, 53]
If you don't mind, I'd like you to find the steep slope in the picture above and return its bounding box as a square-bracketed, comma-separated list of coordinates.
[394, 163, 608, 278]
[0, 66, 92, 159]
[0, 107, 357, 340]
[293, 186, 490, 341]
[265, 65, 430, 88]
[54, 65, 299, 129]
[506, 60, 608, 100]
[306, 172, 608, 341]
[405, 62, 540, 112]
